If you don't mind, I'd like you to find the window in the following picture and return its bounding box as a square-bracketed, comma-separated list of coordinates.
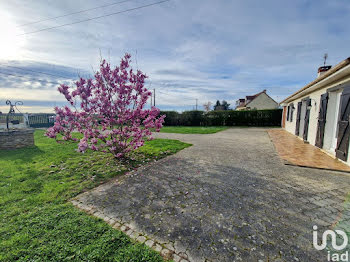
[286, 104, 294, 122]
[290, 103, 294, 122]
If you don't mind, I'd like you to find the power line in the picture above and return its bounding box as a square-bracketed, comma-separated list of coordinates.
[157, 89, 195, 101]
[156, 90, 167, 95]
[18, 0, 136, 27]
[18, 0, 171, 36]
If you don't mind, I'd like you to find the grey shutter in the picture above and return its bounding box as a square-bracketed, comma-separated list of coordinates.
[336, 87, 350, 161]
[290, 104, 294, 122]
[295, 102, 302, 135]
[303, 98, 311, 141]
[315, 93, 328, 148]
[287, 106, 290, 121]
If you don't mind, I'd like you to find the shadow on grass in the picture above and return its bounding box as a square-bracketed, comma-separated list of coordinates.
[0, 146, 45, 162]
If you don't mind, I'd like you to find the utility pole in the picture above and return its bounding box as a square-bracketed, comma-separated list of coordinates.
[195, 99, 198, 111]
[153, 88, 156, 106]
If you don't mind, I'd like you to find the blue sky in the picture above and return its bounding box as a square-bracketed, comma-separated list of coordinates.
[0, 0, 349, 112]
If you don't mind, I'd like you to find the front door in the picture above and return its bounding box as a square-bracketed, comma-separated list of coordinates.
[335, 87, 350, 161]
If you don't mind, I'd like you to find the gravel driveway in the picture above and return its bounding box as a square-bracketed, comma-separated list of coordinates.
[74, 128, 350, 262]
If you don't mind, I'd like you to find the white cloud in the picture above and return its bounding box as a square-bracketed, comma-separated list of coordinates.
[0, 0, 350, 111]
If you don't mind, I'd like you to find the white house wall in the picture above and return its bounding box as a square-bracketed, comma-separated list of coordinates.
[284, 75, 350, 165]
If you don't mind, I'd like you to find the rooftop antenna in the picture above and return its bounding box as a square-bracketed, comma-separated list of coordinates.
[323, 53, 328, 66]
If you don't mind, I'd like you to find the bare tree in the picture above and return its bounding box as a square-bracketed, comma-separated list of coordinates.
[203, 101, 212, 112]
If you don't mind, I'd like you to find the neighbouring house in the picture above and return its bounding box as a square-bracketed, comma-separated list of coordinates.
[214, 100, 230, 111]
[235, 90, 279, 110]
[280, 57, 350, 165]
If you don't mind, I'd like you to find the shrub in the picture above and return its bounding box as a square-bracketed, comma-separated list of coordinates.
[180, 111, 204, 126]
[161, 111, 180, 126]
[161, 109, 282, 127]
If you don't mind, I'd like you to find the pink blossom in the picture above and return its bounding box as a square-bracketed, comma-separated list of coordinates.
[46, 53, 164, 158]
[78, 140, 88, 153]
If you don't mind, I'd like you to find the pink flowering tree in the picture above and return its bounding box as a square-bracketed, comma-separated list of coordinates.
[46, 53, 165, 158]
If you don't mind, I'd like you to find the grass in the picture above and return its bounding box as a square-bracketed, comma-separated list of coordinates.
[0, 130, 191, 261]
[160, 126, 228, 134]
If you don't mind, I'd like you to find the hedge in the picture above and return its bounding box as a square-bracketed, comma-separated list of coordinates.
[160, 109, 282, 127]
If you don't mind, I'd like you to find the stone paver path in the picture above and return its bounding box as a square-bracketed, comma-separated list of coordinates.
[74, 128, 350, 262]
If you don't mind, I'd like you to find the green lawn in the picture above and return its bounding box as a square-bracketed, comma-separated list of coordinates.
[0, 130, 191, 261]
[160, 126, 228, 134]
